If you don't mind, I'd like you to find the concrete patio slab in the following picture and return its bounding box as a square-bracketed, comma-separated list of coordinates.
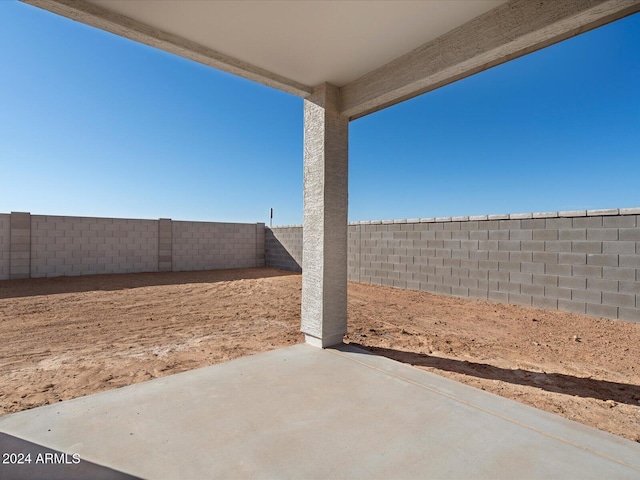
[1, 344, 639, 479]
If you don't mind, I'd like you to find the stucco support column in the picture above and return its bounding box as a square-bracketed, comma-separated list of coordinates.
[301, 83, 348, 348]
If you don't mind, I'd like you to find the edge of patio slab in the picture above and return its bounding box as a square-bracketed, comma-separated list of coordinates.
[0, 343, 639, 479]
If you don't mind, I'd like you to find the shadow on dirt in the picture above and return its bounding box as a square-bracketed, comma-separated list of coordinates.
[351, 343, 640, 406]
[0, 267, 299, 299]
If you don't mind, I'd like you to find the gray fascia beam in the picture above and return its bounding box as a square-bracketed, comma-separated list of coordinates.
[340, 0, 640, 121]
[22, 0, 314, 99]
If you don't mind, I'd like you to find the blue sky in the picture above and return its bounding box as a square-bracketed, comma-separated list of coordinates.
[1, 2, 638, 226]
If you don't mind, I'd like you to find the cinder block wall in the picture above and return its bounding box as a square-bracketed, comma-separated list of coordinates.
[265, 226, 302, 272]
[267, 208, 640, 322]
[0, 213, 265, 279]
[172, 221, 264, 271]
[9, 212, 31, 279]
[255, 224, 266, 268]
[30, 215, 158, 277]
[0, 214, 10, 280]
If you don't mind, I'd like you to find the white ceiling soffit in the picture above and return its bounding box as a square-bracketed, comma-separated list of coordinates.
[86, 0, 505, 88]
[23, 0, 640, 119]
[24, 0, 503, 95]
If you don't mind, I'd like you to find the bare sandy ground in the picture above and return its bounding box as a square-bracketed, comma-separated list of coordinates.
[0, 268, 639, 442]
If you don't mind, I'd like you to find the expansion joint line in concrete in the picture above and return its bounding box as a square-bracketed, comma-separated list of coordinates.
[327, 348, 640, 473]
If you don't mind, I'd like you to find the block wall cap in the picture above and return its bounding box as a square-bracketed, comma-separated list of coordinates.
[270, 224, 302, 229]
[558, 210, 587, 218]
[586, 209, 618, 216]
[532, 212, 559, 219]
[620, 207, 640, 215]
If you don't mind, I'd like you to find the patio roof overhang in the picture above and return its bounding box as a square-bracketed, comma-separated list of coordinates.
[22, 0, 640, 347]
[23, 0, 640, 120]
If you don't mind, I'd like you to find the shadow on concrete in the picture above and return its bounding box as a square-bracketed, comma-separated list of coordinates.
[0, 267, 298, 299]
[0, 432, 141, 480]
[350, 343, 640, 406]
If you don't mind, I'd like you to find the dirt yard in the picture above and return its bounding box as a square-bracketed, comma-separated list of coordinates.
[1, 268, 639, 443]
